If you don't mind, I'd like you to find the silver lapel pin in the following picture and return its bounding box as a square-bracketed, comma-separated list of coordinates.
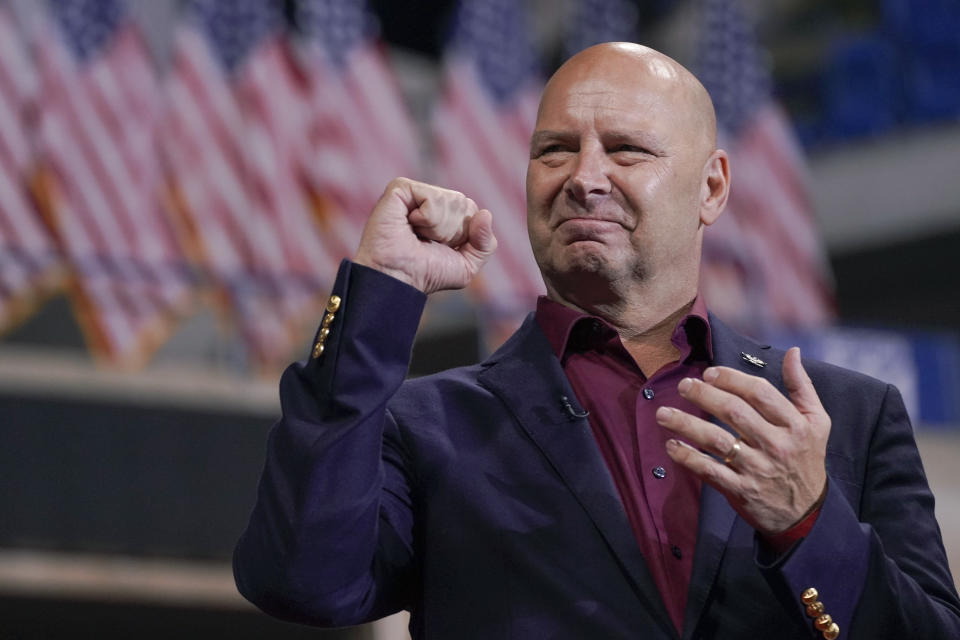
[740, 352, 767, 368]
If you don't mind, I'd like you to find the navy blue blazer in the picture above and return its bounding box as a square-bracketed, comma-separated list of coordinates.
[235, 261, 960, 639]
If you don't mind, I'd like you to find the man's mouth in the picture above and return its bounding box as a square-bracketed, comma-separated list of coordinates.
[556, 217, 623, 241]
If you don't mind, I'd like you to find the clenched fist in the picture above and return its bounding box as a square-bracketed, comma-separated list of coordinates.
[354, 178, 498, 294]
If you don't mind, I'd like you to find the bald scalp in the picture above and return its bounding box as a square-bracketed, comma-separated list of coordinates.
[539, 42, 718, 155]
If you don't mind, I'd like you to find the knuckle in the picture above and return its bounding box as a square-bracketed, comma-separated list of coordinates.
[724, 401, 747, 426]
[739, 480, 762, 503]
[702, 463, 723, 485]
[764, 440, 788, 461]
[789, 417, 807, 435]
[746, 379, 770, 403]
[713, 433, 733, 455]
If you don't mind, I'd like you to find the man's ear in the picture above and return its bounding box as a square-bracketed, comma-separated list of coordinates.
[699, 149, 730, 227]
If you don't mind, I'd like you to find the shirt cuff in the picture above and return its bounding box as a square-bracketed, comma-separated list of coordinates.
[760, 479, 829, 556]
[762, 504, 822, 555]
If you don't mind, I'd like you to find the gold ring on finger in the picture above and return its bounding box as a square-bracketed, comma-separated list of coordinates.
[723, 437, 742, 466]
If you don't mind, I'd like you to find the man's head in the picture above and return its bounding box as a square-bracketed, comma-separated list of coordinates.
[526, 42, 730, 310]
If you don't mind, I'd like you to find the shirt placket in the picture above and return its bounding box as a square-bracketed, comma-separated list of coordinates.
[634, 374, 680, 585]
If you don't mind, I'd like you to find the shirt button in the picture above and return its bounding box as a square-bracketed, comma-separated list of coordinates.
[642, 388, 655, 400]
[652, 466, 666, 479]
[671, 545, 683, 559]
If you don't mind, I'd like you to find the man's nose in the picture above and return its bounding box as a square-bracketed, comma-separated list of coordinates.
[564, 145, 611, 202]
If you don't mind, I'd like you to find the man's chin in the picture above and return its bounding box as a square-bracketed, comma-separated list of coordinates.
[561, 242, 612, 270]
[544, 250, 618, 287]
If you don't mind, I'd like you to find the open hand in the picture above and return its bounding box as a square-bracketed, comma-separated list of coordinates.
[656, 347, 829, 535]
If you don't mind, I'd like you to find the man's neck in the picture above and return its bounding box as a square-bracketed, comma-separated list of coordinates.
[545, 281, 698, 378]
[617, 300, 694, 377]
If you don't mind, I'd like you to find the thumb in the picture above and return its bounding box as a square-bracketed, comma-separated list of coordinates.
[782, 346, 823, 416]
[459, 208, 498, 268]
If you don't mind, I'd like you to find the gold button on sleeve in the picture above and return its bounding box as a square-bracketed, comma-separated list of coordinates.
[322, 314, 334, 328]
[326, 295, 341, 313]
[312, 342, 325, 358]
[823, 622, 840, 640]
[319, 328, 330, 340]
[814, 614, 833, 631]
[801, 588, 819, 605]
[806, 602, 824, 617]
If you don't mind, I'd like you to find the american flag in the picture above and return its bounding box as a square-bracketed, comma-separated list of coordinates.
[562, 0, 640, 60]
[0, 5, 64, 333]
[292, 0, 422, 254]
[697, 0, 834, 331]
[162, 0, 335, 370]
[432, 0, 546, 341]
[33, 0, 192, 366]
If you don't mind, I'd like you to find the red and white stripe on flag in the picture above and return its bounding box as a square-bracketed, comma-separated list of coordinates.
[701, 111, 835, 332]
[162, 14, 336, 371]
[697, 0, 834, 331]
[32, 10, 191, 366]
[433, 57, 545, 327]
[293, 1, 422, 263]
[301, 46, 421, 254]
[431, 0, 548, 349]
[707, 105, 835, 330]
[0, 7, 64, 333]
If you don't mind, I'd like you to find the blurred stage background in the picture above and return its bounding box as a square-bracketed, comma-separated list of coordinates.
[0, 0, 958, 637]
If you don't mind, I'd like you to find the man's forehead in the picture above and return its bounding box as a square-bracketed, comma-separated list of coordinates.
[553, 44, 682, 82]
[536, 43, 716, 146]
[536, 65, 686, 131]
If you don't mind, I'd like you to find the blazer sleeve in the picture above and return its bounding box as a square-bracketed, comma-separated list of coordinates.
[233, 260, 426, 627]
[758, 382, 960, 639]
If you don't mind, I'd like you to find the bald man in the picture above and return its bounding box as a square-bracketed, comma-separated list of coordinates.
[235, 44, 960, 639]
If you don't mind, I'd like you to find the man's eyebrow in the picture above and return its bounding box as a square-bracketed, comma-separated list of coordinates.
[604, 130, 662, 146]
[530, 129, 665, 149]
[529, 130, 575, 147]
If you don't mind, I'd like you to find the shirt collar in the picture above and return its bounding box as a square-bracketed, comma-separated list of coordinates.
[535, 294, 714, 362]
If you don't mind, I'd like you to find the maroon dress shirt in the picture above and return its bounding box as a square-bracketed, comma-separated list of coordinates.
[536, 295, 712, 633]
[534, 296, 820, 633]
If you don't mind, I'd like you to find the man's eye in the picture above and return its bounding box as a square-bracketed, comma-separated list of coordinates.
[540, 144, 566, 155]
[613, 144, 646, 153]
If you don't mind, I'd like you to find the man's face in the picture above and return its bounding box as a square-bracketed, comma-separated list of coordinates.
[526, 47, 715, 303]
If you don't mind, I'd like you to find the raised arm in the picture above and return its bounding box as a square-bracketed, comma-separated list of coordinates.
[233, 179, 496, 626]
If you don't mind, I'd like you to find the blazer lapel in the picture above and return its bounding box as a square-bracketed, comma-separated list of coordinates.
[478, 315, 679, 638]
[682, 315, 784, 638]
